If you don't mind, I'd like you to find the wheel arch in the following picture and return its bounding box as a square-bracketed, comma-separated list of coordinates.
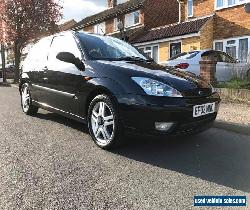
[19, 73, 30, 93]
[84, 86, 117, 118]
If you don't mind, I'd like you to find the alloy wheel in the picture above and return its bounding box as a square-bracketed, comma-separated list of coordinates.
[21, 85, 30, 113]
[91, 101, 115, 146]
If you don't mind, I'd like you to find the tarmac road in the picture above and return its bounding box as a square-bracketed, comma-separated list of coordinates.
[0, 86, 249, 209]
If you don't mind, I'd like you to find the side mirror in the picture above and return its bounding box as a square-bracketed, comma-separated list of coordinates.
[56, 52, 85, 71]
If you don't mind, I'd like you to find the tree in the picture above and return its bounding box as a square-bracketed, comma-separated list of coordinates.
[0, 0, 62, 83]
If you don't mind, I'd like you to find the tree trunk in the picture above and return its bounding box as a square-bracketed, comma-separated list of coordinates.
[1, 43, 6, 82]
[14, 42, 21, 83]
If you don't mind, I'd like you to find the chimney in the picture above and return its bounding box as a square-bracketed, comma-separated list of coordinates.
[108, 0, 117, 8]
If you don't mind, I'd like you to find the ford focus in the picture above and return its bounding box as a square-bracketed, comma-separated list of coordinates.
[20, 31, 220, 149]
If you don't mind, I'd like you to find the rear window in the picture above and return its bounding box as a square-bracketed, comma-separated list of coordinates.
[169, 51, 199, 60]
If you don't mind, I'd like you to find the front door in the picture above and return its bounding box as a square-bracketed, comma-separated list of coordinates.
[170, 42, 181, 58]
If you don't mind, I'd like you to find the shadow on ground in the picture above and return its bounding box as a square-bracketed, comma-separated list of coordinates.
[36, 111, 250, 193]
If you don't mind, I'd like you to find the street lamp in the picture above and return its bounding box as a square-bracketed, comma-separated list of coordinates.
[117, 21, 128, 41]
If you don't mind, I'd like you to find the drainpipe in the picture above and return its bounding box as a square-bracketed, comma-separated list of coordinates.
[177, 0, 181, 23]
[177, 0, 185, 23]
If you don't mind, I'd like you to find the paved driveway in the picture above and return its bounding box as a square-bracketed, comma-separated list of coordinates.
[0, 86, 249, 209]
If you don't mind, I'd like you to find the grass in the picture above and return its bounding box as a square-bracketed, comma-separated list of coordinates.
[216, 79, 250, 90]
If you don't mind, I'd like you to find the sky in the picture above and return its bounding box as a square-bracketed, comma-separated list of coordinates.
[61, 0, 107, 23]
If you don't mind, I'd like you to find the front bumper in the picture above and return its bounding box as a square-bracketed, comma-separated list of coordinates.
[116, 93, 220, 135]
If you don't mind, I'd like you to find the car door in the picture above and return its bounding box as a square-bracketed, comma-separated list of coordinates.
[23, 37, 52, 103]
[43, 34, 84, 114]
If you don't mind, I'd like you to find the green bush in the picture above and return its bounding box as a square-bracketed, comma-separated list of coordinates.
[216, 79, 250, 90]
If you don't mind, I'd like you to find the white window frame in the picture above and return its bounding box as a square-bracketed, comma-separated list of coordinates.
[187, 0, 194, 17]
[215, 0, 249, 10]
[213, 35, 250, 61]
[94, 22, 106, 35]
[125, 10, 141, 29]
[138, 44, 159, 63]
[117, 0, 127, 5]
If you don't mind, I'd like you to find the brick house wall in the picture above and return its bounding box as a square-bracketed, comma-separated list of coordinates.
[200, 17, 214, 49]
[83, 25, 94, 33]
[214, 6, 250, 40]
[182, 0, 250, 40]
[105, 19, 115, 34]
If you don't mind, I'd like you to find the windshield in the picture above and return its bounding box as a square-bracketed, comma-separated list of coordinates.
[169, 51, 200, 60]
[77, 33, 148, 61]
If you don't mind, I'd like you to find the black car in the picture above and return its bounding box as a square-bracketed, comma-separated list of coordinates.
[20, 31, 220, 149]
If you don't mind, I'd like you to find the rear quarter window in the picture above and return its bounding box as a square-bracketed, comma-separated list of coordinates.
[23, 37, 52, 71]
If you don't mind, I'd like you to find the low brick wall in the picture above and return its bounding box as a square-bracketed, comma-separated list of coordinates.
[216, 88, 250, 104]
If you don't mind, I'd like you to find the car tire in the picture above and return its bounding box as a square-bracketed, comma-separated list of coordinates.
[21, 83, 38, 115]
[87, 94, 124, 150]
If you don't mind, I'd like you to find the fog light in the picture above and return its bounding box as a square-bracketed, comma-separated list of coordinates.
[155, 122, 174, 131]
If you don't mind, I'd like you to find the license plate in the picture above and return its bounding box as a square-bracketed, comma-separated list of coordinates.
[193, 102, 215, 118]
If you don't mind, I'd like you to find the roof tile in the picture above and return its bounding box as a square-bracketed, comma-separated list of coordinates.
[131, 16, 212, 43]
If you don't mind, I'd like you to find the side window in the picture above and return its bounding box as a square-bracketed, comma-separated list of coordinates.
[23, 38, 52, 70]
[47, 35, 81, 71]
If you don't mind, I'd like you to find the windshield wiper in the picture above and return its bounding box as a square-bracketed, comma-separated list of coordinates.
[116, 56, 154, 62]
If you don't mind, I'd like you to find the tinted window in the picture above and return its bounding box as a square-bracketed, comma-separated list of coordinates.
[77, 33, 146, 61]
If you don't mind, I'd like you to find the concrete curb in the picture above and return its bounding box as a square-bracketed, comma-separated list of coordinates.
[214, 121, 250, 136]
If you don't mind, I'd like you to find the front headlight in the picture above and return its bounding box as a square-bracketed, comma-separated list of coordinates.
[132, 77, 182, 97]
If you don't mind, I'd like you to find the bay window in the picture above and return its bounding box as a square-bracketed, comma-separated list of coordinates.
[214, 36, 250, 62]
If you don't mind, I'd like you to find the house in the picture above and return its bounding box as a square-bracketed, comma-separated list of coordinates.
[72, 0, 179, 62]
[132, 0, 250, 64]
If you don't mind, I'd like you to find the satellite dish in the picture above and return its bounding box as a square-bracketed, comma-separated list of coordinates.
[245, 3, 250, 13]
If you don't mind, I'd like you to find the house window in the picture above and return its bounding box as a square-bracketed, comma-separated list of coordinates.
[215, 42, 223, 51]
[214, 36, 250, 62]
[239, 38, 249, 62]
[94, 22, 106, 35]
[117, 0, 127, 4]
[170, 42, 182, 58]
[139, 45, 159, 62]
[226, 40, 237, 59]
[215, 0, 248, 9]
[187, 0, 193, 17]
[125, 11, 140, 28]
